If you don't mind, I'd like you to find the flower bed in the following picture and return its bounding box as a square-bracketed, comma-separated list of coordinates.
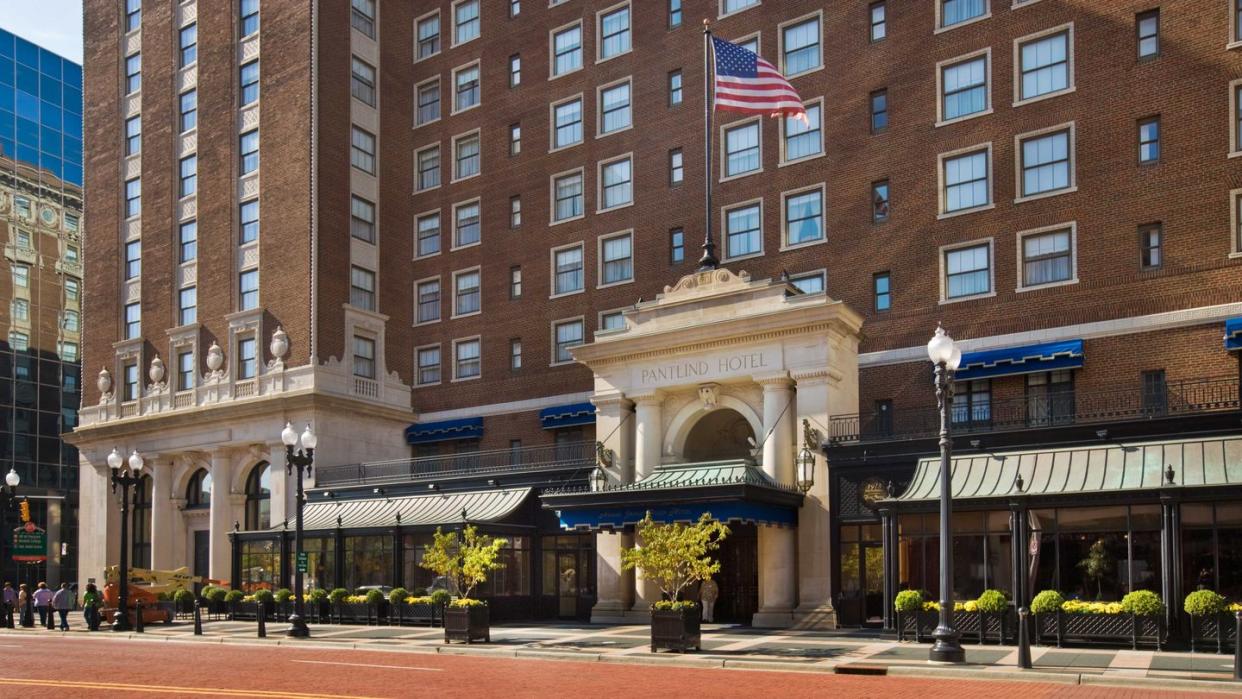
[893, 590, 1011, 644]
[1031, 590, 1165, 650]
[389, 596, 441, 627]
[1186, 591, 1240, 653]
[444, 600, 489, 644]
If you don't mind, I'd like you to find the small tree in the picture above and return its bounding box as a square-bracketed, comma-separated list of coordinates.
[420, 524, 507, 600]
[1077, 538, 1113, 600]
[621, 512, 730, 608]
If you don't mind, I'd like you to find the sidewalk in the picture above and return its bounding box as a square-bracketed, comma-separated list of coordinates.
[5, 619, 1242, 694]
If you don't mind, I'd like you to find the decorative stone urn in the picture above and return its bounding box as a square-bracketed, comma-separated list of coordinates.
[148, 356, 165, 387]
[97, 367, 113, 403]
[206, 342, 224, 377]
[269, 326, 288, 368]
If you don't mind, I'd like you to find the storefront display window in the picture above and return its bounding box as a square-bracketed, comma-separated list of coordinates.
[343, 535, 393, 591]
[1182, 502, 1242, 599]
[240, 539, 281, 592]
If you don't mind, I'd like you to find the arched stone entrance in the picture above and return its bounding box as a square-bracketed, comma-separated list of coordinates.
[683, 409, 754, 462]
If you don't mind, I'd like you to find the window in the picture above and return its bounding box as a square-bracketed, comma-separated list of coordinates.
[177, 351, 195, 392]
[552, 23, 583, 76]
[453, 64, 480, 112]
[669, 149, 684, 185]
[783, 102, 822, 162]
[353, 336, 376, 379]
[454, 339, 480, 379]
[240, 129, 260, 175]
[941, 53, 989, 122]
[953, 380, 991, 426]
[454, 0, 480, 45]
[1019, 127, 1073, 198]
[944, 243, 991, 299]
[601, 232, 633, 285]
[670, 228, 685, 263]
[553, 319, 584, 364]
[66, 245, 80, 264]
[185, 469, 211, 507]
[510, 0, 521, 17]
[454, 201, 480, 247]
[454, 270, 480, 316]
[65, 278, 80, 302]
[509, 123, 521, 155]
[454, 132, 480, 180]
[553, 245, 584, 295]
[416, 146, 440, 191]
[59, 342, 78, 361]
[417, 346, 441, 385]
[781, 14, 821, 76]
[1138, 117, 1160, 164]
[239, 269, 259, 310]
[669, 70, 683, 106]
[872, 180, 890, 222]
[873, 272, 891, 312]
[599, 81, 632, 134]
[1140, 223, 1162, 268]
[8, 332, 27, 352]
[724, 202, 762, 259]
[600, 156, 633, 210]
[179, 90, 197, 132]
[1021, 227, 1074, 287]
[351, 195, 375, 242]
[790, 272, 825, 294]
[123, 362, 139, 401]
[941, 147, 990, 213]
[125, 53, 141, 94]
[351, 0, 376, 38]
[237, 336, 257, 380]
[1026, 370, 1074, 427]
[509, 54, 521, 87]
[417, 13, 440, 59]
[240, 0, 260, 37]
[240, 60, 260, 106]
[179, 221, 197, 263]
[125, 240, 141, 279]
[11, 299, 27, 322]
[553, 171, 585, 222]
[600, 311, 625, 331]
[870, 2, 886, 41]
[416, 80, 440, 125]
[416, 212, 440, 257]
[870, 89, 888, 132]
[669, 0, 682, 28]
[350, 267, 376, 311]
[1018, 28, 1071, 102]
[1236, 83, 1242, 155]
[722, 0, 759, 16]
[351, 57, 376, 106]
[179, 155, 197, 197]
[125, 115, 140, 155]
[510, 339, 522, 369]
[783, 187, 824, 246]
[178, 286, 197, 325]
[125, 0, 141, 32]
[351, 127, 375, 174]
[179, 23, 197, 67]
[1137, 10, 1159, 59]
[1141, 369, 1168, 414]
[599, 4, 631, 60]
[552, 97, 583, 149]
[240, 200, 260, 244]
[509, 196, 522, 228]
[12, 265, 28, 288]
[416, 279, 441, 323]
[124, 302, 141, 339]
[724, 120, 760, 177]
[15, 230, 29, 249]
[940, 0, 987, 28]
[509, 266, 523, 298]
[736, 35, 759, 54]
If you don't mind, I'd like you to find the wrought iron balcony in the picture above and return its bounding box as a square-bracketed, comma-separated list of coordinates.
[827, 374, 1240, 445]
[315, 440, 597, 488]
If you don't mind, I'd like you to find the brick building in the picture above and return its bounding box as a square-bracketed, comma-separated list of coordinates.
[75, 0, 1242, 631]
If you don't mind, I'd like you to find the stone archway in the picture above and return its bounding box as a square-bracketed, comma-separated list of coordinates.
[683, 408, 756, 462]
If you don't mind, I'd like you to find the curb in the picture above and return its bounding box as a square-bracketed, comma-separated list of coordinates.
[1079, 674, 1242, 695]
[887, 665, 1079, 685]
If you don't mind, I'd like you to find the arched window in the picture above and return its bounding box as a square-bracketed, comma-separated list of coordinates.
[186, 468, 212, 508]
[131, 474, 152, 568]
[244, 461, 271, 530]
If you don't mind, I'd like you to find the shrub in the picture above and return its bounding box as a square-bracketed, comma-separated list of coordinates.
[307, 588, 328, 604]
[1063, 600, 1122, 615]
[224, 590, 245, 604]
[1121, 590, 1164, 617]
[273, 588, 293, 604]
[1184, 590, 1227, 617]
[429, 589, 452, 607]
[207, 587, 228, 603]
[448, 597, 486, 609]
[328, 588, 350, 605]
[1231, 602, 1242, 613]
[404, 596, 434, 605]
[976, 589, 1009, 614]
[389, 588, 410, 606]
[363, 589, 384, 606]
[652, 600, 697, 612]
[200, 585, 215, 600]
[173, 589, 195, 605]
[894, 590, 923, 613]
[1030, 590, 1064, 615]
[252, 589, 275, 607]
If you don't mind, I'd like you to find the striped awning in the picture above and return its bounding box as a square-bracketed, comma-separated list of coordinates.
[1225, 318, 1242, 351]
[275, 487, 530, 532]
[404, 417, 483, 444]
[955, 339, 1084, 381]
[539, 402, 597, 429]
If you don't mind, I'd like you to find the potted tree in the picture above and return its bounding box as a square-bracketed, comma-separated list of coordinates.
[420, 524, 507, 644]
[273, 588, 294, 622]
[252, 589, 275, 620]
[173, 588, 195, 618]
[307, 588, 328, 623]
[388, 588, 410, 626]
[620, 512, 730, 653]
[327, 588, 350, 624]
[1186, 590, 1232, 653]
[224, 589, 245, 620]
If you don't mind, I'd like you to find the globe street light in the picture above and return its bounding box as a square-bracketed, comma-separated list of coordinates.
[283, 422, 316, 638]
[108, 448, 145, 632]
[926, 325, 964, 664]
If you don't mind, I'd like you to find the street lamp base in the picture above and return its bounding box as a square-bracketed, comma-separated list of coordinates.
[929, 636, 965, 664]
[285, 614, 310, 638]
[111, 615, 132, 633]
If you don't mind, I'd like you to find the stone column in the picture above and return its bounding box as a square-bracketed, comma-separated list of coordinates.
[592, 394, 635, 484]
[77, 454, 118, 593]
[208, 449, 233, 582]
[633, 394, 662, 480]
[755, 375, 796, 627]
[792, 372, 837, 629]
[170, 498, 188, 570]
[268, 444, 291, 528]
[591, 395, 637, 621]
[759, 376, 795, 483]
[150, 458, 175, 570]
[46, 498, 62, 586]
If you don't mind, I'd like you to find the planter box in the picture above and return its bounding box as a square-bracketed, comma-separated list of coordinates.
[1034, 611, 1164, 650]
[335, 602, 378, 625]
[1190, 613, 1240, 653]
[444, 605, 490, 644]
[390, 602, 441, 627]
[897, 609, 1010, 644]
[651, 606, 701, 653]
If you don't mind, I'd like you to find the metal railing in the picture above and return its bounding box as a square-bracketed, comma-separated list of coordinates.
[828, 374, 1240, 445]
[315, 439, 597, 487]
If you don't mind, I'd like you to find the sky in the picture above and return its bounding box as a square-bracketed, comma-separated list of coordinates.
[0, 0, 83, 63]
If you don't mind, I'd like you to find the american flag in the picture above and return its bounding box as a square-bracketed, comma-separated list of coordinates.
[712, 36, 807, 123]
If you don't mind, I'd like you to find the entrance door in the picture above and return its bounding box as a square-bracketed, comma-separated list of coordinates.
[862, 543, 885, 625]
[714, 523, 758, 624]
[557, 552, 578, 617]
[839, 524, 884, 627]
[193, 530, 210, 592]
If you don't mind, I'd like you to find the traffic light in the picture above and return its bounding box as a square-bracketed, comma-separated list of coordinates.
[18, 498, 30, 523]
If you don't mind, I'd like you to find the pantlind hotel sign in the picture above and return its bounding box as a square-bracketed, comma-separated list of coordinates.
[637, 351, 773, 387]
[12, 522, 46, 562]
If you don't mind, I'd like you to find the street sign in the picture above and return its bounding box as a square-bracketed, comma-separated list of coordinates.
[296, 551, 308, 573]
[12, 522, 46, 562]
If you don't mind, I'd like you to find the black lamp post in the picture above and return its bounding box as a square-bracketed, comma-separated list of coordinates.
[926, 325, 964, 664]
[281, 422, 316, 638]
[2, 468, 19, 585]
[107, 448, 145, 632]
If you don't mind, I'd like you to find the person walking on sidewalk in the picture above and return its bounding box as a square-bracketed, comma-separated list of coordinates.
[51, 582, 72, 631]
[32, 582, 52, 629]
[2, 582, 15, 628]
[81, 583, 101, 631]
[17, 583, 32, 627]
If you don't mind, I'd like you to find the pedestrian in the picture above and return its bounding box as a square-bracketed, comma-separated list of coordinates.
[52, 582, 72, 631]
[17, 583, 33, 627]
[1, 582, 15, 628]
[700, 575, 719, 623]
[32, 582, 52, 629]
[81, 583, 101, 631]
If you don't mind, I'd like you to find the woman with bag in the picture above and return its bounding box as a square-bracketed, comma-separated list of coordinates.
[81, 583, 101, 631]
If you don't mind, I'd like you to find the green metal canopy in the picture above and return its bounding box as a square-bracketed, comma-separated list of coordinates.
[272, 487, 532, 532]
[893, 435, 1242, 503]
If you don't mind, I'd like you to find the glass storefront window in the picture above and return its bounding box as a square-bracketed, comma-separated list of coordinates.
[301, 537, 335, 593]
[479, 536, 530, 597]
[343, 535, 392, 591]
[240, 539, 280, 593]
[402, 533, 434, 593]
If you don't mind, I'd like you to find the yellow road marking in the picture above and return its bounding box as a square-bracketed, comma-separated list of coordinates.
[0, 677, 387, 699]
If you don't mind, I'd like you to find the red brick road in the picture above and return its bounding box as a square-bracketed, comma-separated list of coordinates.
[0, 634, 1196, 698]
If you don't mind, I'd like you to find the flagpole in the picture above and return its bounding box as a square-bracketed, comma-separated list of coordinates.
[699, 19, 719, 271]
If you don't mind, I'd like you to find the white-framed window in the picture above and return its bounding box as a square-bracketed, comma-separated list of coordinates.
[598, 155, 633, 211]
[125, 0, 141, 32]
[176, 350, 194, 392]
[350, 266, 376, 311]
[353, 335, 376, 379]
[669, 0, 682, 28]
[350, 127, 375, 174]
[351, 56, 376, 106]
[598, 3, 631, 61]
[938, 49, 990, 124]
[416, 278, 441, 324]
[1137, 9, 1159, 60]
[240, 129, 260, 175]
[351, 195, 375, 243]
[551, 95, 584, 150]
[509, 339, 522, 370]
[669, 69, 683, 105]
[124, 302, 141, 340]
[351, 0, 376, 38]
[453, 62, 481, 113]
[416, 345, 441, 386]
[453, 337, 481, 380]
[452, 130, 481, 181]
[453, 0, 480, 46]
[240, 0, 259, 37]
[59, 342, 79, 362]
[720, 0, 760, 18]
[599, 231, 633, 286]
[938, 0, 988, 30]
[416, 78, 440, 126]
[416, 211, 441, 258]
[510, 195, 522, 227]
[782, 185, 825, 248]
[240, 60, 259, 105]
[122, 361, 139, 400]
[416, 145, 440, 192]
[453, 268, 481, 317]
[10, 299, 27, 322]
[723, 118, 761, 179]
[669, 148, 684, 185]
[179, 155, 197, 198]
[779, 12, 821, 77]
[509, 54, 521, 86]
[125, 115, 140, 155]
[551, 21, 583, 77]
[124, 240, 141, 280]
[1016, 124, 1075, 201]
[1231, 79, 1242, 156]
[239, 269, 259, 310]
[1140, 222, 1163, 269]
[870, 2, 886, 42]
[452, 199, 481, 248]
[60, 308, 79, 330]
[240, 200, 260, 244]
[1138, 116, 1160, 164]
[65, 277, 80, 301]
[1015, 25, 1073, 104]
[872, 179, 890, 223]
[723, 200, 763, 260]
[180, 89, 197, 132]
[177, 287, 196, 326]
[781, 100, 822, 164]
[125, 53, 141, 94]
[552, 318, 584, 365]
[939, 144, 992, 216]
[598, 79, 632, 135]
[552, 244, 585, 296]
[734, 32, 760, 55]
[9, 332, 28, 353]
[942, 240, 993, 301]
[416, 11, 441, 60]
[177, 221, 197, 265]
[12, 265, 28, 289]
[1232, 189, 1242, 255]
[599, 309, 625, 331]
[551, 168, 585, 223]
[125, 177, 141, 218]
[1018, 223, 1076, 290]
[510, 266, 523, 298]
[790, 270, 826, 294]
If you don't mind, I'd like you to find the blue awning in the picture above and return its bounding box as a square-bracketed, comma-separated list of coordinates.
[557, 501, 796, 530]
[955, 339, 1084, 381]
[1226, 318, 1242, 351]
[405, 417, 483, 445]
[539, 402, 597, 429]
